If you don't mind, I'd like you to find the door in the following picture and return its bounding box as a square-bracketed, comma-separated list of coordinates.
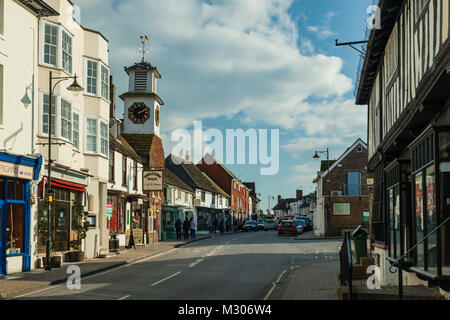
[347, 171, 361, 196]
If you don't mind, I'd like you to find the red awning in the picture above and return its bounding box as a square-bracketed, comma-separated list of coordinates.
[43, 177, 86, 192]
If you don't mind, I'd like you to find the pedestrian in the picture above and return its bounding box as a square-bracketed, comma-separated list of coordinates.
[183, 217, 190, 240]
[233, 218, 238, 232]
[175, 218, 182, 240]
[212, 217, 218, 234]
[189, 217, 196, 240]
[219, 218, 225, 235]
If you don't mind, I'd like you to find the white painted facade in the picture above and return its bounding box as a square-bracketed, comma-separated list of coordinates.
[34, 0, 110, 260]
[0, 0, 42, 274]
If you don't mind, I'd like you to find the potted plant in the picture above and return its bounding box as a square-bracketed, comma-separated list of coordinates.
[67, 200, 90, 262]
[37, 199, 62, 268]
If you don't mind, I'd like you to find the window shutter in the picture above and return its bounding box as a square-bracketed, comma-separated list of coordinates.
[134, 72, 147, 91]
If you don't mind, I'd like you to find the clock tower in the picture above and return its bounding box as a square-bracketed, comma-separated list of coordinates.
[120, 48, 163, 137]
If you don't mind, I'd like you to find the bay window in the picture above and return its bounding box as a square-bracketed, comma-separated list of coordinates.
[60, 98, 72, 141]
[42, 93, 56, 136]
[72, 112, 80, 150]
[40, 21, 73, 74]
[84, 116, 108, 156]
[86, 60, 98, 95]
[86, 118, 97, 153]
[44, 23, 58, 66]
[101, 65, 109, 100]
[62, 31, 73, 74]
[100, 121, 108, 156]
[84, 58, 110, 100]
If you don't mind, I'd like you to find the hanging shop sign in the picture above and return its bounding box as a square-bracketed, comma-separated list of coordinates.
[107, 203, 114, 218]
[143, 170, 163, 191]
[0, 160, 34, 180]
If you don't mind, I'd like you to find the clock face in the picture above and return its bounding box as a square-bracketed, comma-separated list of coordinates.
[128, 102, 150, 124]
[155, 106, 160, 126]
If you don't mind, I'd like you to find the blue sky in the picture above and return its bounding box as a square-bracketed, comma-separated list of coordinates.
[75, 0, 373, 211]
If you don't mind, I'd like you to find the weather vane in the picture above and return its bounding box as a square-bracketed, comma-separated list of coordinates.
[139, 35, 150, 62]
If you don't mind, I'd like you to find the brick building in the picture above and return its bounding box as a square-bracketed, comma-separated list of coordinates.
[313, 139, 371, 237]
[197, 153, 250, 223]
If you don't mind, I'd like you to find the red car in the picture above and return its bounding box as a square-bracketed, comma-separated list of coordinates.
[278, 220, 297, 236]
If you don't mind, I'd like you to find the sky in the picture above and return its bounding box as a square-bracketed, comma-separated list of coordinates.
[74, 0, 373, 211]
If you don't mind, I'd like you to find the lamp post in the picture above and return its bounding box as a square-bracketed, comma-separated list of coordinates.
[44, 71, 83, 271]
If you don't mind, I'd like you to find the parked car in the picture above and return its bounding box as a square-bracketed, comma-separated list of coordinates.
[264, 219, 278, 231]
[294, 220, 305, 234]
[243, 220, 257, 232]
[295, 216, 313, 231]
[257, 220, 265, 230]
[278, 220, 297, 236]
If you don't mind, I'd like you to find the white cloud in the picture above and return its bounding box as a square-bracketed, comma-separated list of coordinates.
[74, 0, 356, 134]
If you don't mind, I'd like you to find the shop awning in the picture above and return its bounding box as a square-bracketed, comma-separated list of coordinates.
[44, 177, 86, 192]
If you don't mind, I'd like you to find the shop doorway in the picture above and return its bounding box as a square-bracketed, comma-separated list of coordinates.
[0, 179, 31, 275]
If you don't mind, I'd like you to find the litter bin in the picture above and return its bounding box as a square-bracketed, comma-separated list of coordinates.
[352, 225, 368, 264]
[109, 234, 120, 253]
[162, 231, 167, 241]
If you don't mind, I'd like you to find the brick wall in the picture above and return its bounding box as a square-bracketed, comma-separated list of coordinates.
[196, 162, 232, 195]
[323, 144, 372, 236]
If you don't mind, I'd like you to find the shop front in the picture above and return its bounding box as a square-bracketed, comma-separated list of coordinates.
[0, 152, 42, 275]
[162, 205, 185, 239]
[107, 192, 127, 249]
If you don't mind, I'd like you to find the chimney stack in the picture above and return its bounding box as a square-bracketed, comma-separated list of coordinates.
[277, 195, 282, 203]
[185, 151, 191, 162]
[296, 190, 303, 200]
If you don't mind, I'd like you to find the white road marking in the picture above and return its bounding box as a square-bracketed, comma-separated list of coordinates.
[150, 271, 182, 287]
[263, 270, 287, 301]
[118, 295, 131, 300]
[13, 249, 179, 299]
[189, 259, 204, 268]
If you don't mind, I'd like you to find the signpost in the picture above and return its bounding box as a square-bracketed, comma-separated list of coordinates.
[143, 171, 163, 191]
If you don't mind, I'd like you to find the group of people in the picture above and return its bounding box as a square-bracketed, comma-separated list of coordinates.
[174, 216, 231, 240]
[174, 217, 197, 240]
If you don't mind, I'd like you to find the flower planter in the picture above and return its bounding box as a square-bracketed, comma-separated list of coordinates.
[67, 251, 84, 262]
[42, 256, 62, 268]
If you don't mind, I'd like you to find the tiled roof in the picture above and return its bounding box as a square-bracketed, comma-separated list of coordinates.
[109, 134, 143, 163]
[163, 167, 194, 193]
[201, 172, 229, 197]
[122, 134, 155, 158]
[320, 160, 336, 172]
[165, 154, 222, 194]
[272, 198, 297, 211]
[124, 61, 161, 78]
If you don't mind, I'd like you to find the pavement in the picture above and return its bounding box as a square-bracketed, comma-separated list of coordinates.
[0, 231, 239, 300]
[294, 230, 343, 241]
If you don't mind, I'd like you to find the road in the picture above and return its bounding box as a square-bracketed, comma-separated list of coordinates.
[16, 230, 341, 300]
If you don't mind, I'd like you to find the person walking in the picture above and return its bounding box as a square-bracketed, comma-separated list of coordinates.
[183, 217, 190, 240]
[189, 217, 196, 240]
[175, 218, 182, 240]
[212, 217, 218, 234]
[219, 218, 225, 235]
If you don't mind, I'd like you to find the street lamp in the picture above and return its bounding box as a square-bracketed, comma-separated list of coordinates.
[45, 71, 83, 271]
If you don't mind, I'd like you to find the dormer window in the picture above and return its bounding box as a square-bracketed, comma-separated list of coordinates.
[134, 72, 148, 91]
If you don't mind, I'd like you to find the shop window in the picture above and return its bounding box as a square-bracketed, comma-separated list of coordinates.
[439, 132, 450, 275]
[6, 204, 24, 254]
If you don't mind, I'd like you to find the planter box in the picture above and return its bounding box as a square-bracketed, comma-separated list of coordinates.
[42, 256, 62, 268]
[67, 251, 84, 262]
